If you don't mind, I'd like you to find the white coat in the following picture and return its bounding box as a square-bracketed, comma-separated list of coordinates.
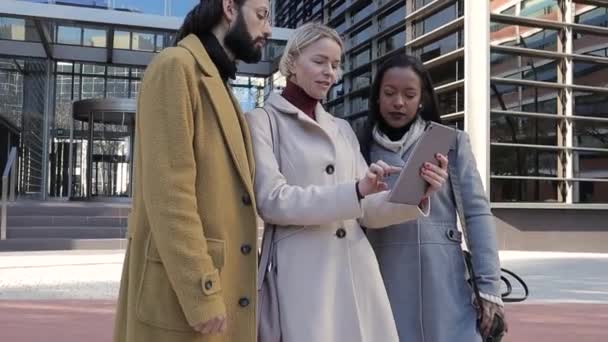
[245, 93, 427, 342]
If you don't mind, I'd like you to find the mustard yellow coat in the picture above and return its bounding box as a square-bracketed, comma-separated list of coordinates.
[113, 34, 258, 342]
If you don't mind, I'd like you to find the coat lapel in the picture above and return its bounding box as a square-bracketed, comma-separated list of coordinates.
[178, 34, 254, 197]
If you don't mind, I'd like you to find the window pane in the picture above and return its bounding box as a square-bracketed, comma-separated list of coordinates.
[413, 2, 460, 37]
[351, 46, 371, 70]
[352, 1, 375, 23]
[81, 77, 105, 99]
[573, 61, 608, 88]
[513, 26, 559, 52]
[83, 28, 107, 47]
[329, 82, 344, 101]
[574, 92, 608, 119]
[0, 17, 26, 41]
[114, 31, 130, 49]
[437, 88, 464, 115]
[132, 32, 155, 51]
[57, 26, 81, 45]
[491, 179, 561, 202]
[56, 61, 73, 74]
[429, 59, 463, 87]
[378, 30, 405, 56]
[575, 6, 608, 27]
[573, 120, 608, 149]
[130, 80, 141, 98]
[155, 34, 165, 52]
[443, 117, 464, 130]
[573, 32, 608, 57]
[82, 64, 105, 75]
[352, 68, 372, 91]
[574, 181, 608, 203]
[414, 31, 462, 62]
[491, 146, 559, 176]
[379, 4, 406, 30]
[107, 66, 129, 77]
[491, 83, 559, 114]
[574, 151, 608, 179]
[520, 0, 559, 20]
[106, 78, 129, 98]
[351, 95, 369, 114]
[351, 25, 373, 47]
[491, 114, 559, 145]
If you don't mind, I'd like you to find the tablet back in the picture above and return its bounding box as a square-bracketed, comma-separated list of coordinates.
[388, 122, 458, 205]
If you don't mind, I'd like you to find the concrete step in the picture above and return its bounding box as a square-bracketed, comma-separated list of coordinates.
[0, 238, 128, 252]
[6, 227, 127, 239]
[8, 216, 127, 227]
[7, 201, 130, 217]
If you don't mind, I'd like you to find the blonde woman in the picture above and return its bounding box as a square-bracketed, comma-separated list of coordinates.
[245, 23, 449, 341]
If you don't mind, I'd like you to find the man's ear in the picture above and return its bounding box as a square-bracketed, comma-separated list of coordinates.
[222, 0, 238, 23]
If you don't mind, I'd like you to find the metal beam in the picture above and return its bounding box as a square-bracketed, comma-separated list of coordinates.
[491, 44, 608, 64]
[491, 13, 608, 36]
[0, 40, 46, 59]
[573, 0, 608, 7]
[12, 59, 25, 74]
[406, 17, 464, 48]
[406, 0, 454, 22]
[33, 18, 53, 59]
[107, 28, 115, 64]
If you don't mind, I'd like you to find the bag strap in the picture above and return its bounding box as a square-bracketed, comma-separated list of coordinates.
[257, 106, 280, 291]
[447, 140, 486, 312]
[449, 139, 529, 306]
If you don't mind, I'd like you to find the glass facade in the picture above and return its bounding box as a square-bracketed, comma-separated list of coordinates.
[17, 0, 200, 17]
[1, 1, 279, 200]
[490, 0, 608, 204]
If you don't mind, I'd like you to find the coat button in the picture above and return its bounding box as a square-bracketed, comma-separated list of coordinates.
[336, 228, 346, 239]
[204, 280, 213, 290]
[242, 194, 252, 206]
[325, 164, 335, 175]
[241, 244, 252, 255]
[239, 297, 250, 308]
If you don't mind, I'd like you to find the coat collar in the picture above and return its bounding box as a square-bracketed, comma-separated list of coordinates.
[178, 34, 256, 200]
[178, 34, 220, 79]
[267, 92, 335, 126]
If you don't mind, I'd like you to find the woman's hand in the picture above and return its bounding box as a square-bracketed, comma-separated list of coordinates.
[358, 160, 401, 197]
[421, 153, 449, 198]
[476, 298, 508, 339]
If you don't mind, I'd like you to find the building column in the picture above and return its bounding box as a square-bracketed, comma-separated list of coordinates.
[464, 0, 491, 194]
[41, 58, 54, 200]
[557, 0, 575, 203]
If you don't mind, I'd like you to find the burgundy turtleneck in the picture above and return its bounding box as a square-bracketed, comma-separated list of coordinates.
[281, 80, 318, 120]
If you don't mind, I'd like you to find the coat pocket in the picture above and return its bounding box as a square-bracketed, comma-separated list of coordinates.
[146, 237, 226, 270]
[135, 237, 226, 331]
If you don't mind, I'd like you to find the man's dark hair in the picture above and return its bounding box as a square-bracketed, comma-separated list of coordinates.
[175, 0, 247, 44]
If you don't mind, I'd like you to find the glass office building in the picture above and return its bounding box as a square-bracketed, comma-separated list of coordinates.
[271, 0, 608, 251]
[0, 0, 289, 201]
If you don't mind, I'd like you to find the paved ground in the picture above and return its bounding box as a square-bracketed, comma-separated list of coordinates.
[0, 250, 607, 341]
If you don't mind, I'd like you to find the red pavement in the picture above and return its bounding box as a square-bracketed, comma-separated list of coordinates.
[0, 301, 607, 341]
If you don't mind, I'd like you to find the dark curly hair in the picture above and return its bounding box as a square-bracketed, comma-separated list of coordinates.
[358, 54, 442, 163]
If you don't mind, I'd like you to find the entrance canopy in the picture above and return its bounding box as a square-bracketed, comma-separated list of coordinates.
[73, 98, 136, 125]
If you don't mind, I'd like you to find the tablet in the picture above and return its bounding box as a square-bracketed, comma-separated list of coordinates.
[388, 122, 458, 205]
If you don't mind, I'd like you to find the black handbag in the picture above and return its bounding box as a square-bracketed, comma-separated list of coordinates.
[449, 157, 528, 342]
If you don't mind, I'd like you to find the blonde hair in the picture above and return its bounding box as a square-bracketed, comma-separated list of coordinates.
[278, 22, 344, 80]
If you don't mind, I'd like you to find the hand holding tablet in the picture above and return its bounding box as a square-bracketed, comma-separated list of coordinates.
[388, 122, 458, 205]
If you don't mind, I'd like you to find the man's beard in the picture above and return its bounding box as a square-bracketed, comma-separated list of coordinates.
[225, 12, 264, 63]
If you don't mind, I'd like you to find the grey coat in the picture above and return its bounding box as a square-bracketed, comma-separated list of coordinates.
[366, 129, 502, 342]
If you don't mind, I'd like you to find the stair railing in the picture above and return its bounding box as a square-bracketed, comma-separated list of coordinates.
[2, 147, 17, 240]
